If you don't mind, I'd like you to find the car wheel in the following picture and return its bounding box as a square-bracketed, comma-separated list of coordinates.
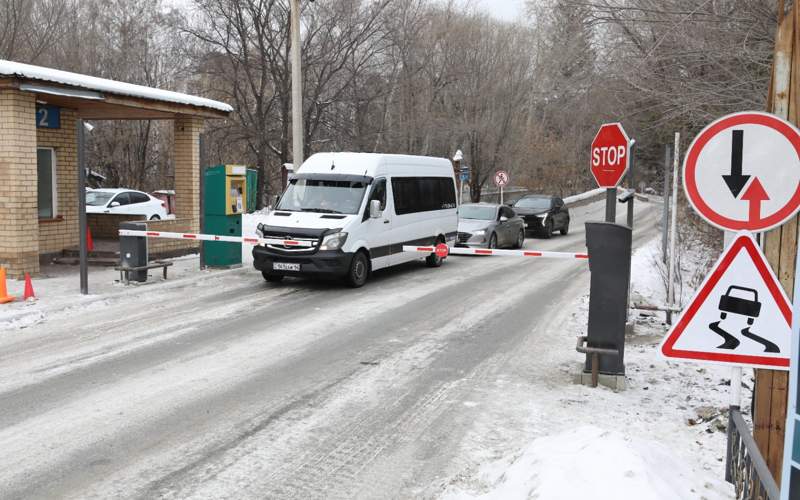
[488, 234, 497, 249]
[426, 236, 445, 268]
[543, 220, 553, 239]
[262, 271, 284, 283]
[345, 251, 370, 288]
[514, 229, 524, 249]
[560, 222, 569, 236]
[150, 215, 161, 221]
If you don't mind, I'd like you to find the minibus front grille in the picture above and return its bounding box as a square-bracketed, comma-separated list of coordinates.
[262, 233, 319, 253]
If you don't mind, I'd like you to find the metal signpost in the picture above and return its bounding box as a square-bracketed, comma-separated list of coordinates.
[494, 170, 509, 205]
[590, 123, 631, 223]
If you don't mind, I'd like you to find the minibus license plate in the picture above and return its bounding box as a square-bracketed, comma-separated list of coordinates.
[273, 262, 300, 272]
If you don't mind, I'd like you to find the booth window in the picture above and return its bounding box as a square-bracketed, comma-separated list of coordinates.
[37, 148, 57, 219]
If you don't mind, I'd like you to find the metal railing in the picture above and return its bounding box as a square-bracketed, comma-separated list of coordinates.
[726, 406, 780, 500]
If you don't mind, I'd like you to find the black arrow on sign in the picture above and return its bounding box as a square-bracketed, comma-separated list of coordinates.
[723, 130, 750, 198]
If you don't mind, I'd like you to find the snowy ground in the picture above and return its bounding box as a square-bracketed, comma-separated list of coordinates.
[0, 193, 739, 499]
[440, 233, 738, 500]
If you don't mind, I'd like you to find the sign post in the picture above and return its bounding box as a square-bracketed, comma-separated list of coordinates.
[591, 123, 631, 223]
[494, 170, 509, 205]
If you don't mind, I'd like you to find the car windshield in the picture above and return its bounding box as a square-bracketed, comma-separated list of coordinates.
[86, 192, 115, 206]
[514, 197, 551, 210]
[277, 177, 369, 215]
[459, 205, 497, 220]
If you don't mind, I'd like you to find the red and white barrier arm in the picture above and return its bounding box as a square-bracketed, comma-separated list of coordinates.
[117, 229, 315, 248]
[402, 245, 588, 260]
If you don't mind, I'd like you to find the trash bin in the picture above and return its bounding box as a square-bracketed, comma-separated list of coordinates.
[119, 221, 148, 282]
[584, 222, 632, 375]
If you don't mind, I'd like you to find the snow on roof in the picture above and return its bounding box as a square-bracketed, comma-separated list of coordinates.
[0, 60, 233, 113]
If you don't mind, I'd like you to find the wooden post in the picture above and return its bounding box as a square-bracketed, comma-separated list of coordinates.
[754, 2, 797, 483]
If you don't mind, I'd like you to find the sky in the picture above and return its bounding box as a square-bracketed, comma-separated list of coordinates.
[474, 0, 525, 22]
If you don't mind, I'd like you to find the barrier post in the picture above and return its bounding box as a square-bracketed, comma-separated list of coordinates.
[605, 189, 616, 222]
[579, 221, 632, 390]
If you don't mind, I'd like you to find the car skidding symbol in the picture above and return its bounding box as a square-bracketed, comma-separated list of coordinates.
[718, 286, 761, 325]
[709, 285, 779, 353]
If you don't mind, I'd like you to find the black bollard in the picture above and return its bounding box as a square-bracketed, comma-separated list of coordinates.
[119, 221, 149, 283]
[583, 222, 632, 376]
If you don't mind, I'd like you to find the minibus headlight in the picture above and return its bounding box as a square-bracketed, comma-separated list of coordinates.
[320, 231, 348, 251]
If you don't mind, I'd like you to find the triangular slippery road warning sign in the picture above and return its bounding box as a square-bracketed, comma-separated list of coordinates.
[660, 232, 792, 370]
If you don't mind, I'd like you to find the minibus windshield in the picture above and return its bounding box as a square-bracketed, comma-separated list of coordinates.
[277, 177, 369, 215]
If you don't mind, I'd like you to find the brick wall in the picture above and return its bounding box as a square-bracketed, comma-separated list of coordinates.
[37, 109, 78, 255]
[88, 213, 146, 239]
[88, 215, 198, 256]
[145, 218, 199, 256]
[174, 116, 203, 233]
[0, 89, 39, 278]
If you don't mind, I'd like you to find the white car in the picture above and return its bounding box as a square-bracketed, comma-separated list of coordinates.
[86, 188, 169, 220]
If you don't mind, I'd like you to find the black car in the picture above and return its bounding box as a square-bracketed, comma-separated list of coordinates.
[509, 195, 570, 238]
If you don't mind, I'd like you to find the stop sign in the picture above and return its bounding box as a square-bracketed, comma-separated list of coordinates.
[590, 123, 631, 188]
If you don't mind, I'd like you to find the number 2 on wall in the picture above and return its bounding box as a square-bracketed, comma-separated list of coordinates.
[37, 107, 49, 127]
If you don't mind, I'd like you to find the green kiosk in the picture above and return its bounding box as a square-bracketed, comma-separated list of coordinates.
[203, 164, 257, 267]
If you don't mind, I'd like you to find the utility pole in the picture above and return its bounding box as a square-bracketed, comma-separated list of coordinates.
[290, 0, 304, 168]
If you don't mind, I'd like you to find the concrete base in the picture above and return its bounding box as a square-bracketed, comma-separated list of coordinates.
[573, 364, 627, 392]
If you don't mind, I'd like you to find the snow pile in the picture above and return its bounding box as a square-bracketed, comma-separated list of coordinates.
[446, 425, 730, 500]
[630, 236, 668, 306]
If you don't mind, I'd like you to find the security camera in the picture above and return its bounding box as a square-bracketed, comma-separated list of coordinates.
[618, 189, 635, 203]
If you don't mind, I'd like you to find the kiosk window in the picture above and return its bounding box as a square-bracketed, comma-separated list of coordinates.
[37, 148, 57, 219]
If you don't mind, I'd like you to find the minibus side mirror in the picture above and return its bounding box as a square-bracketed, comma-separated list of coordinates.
[369, 199, 382, 219]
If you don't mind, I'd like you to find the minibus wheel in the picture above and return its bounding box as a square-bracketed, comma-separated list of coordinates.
[426, 236, 445, 267]
[346, 251, 370, 288]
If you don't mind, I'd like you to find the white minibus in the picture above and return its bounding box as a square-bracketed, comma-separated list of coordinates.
[252, 152, 458, 287]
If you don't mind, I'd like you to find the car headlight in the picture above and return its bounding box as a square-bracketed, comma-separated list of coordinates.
[256, 223, 266, 237]
[320, 231, 348, 251]
[472, 230, 485, 237]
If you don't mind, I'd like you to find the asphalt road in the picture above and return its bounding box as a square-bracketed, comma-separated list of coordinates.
[0, 198, 660, 499]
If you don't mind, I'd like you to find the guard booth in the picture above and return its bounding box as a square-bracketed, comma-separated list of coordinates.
[203, 164, 251, 267]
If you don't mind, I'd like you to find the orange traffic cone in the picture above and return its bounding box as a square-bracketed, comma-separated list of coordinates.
[0, 268, 15, 304]
[87, 227, 95, 253]
[23, 272, 35, 301]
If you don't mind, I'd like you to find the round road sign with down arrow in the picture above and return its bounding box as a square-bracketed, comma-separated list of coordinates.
[683, 111, 800, 232]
